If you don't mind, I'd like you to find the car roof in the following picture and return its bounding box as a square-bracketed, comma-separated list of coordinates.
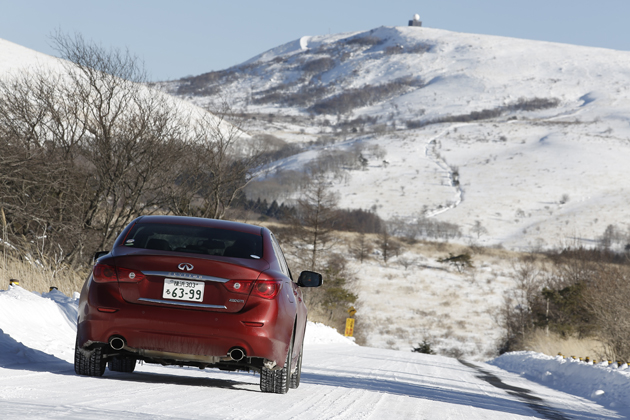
[135, 215, 264, 236]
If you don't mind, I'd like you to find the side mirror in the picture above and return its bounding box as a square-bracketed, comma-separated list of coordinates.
[93, 251, 109, 263]
[297, 271, 323, 288]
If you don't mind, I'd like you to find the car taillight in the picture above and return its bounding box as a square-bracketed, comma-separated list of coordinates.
[251, 280, 282, 299]
[92, 263, 145, 283]
[93, 264, 117, 283]
[223, 280, 254, 294]
[117, 267, 146, 283]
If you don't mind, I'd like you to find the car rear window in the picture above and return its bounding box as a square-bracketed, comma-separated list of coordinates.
[122, 223, 263, 259]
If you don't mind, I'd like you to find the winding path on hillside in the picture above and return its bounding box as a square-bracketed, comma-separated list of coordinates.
[419, 103, 587, 220]
[422, 124, 465, 218]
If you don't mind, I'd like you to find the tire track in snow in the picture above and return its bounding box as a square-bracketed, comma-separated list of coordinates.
[459, 360, 570, 420]
[294, 369, 384, 420]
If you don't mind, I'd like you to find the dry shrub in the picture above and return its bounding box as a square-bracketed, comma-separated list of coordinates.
[584, 264, 630, 361]
[0, 255, 87, 296]
[499, 249, 630, 361]
[299, 253, 357, 335]
[523, 329, 606, 360]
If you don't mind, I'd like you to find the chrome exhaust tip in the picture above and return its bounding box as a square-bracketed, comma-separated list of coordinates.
[109, 336, 126, 351]
[228, 347, 246, 361]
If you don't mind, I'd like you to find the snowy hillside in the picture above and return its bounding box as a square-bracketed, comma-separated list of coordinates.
[1, 286, 628, 419]
[0, 38, 66, 75]
[0, 37, 230, 132]
[164, 26, 630, 250]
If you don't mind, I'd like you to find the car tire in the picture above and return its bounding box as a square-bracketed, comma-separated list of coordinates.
[289, 346, 303, 389]
[74, 338, 106, 377]
[108, 357, 136, 373]
[260, 331, 293, 394]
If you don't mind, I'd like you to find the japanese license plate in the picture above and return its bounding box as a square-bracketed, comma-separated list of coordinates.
[162, 278, 205, 302]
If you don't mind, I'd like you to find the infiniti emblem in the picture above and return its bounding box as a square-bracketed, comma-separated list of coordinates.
[178, 263, 194, 271]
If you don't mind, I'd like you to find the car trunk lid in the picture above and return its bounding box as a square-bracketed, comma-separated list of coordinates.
[114, 251, 268, 313]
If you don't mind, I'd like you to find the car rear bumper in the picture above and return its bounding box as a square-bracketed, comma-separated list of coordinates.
[77, 298, 292, 366]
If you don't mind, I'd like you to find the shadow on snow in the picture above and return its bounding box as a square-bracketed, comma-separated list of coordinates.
[300, 370, 618, 420]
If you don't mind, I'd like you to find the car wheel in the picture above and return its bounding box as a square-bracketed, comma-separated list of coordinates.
[289, 346, 303, 389]
[108, 357, 136, 373]
[260, 332, 293, 394]
[74, 338, 106, 377]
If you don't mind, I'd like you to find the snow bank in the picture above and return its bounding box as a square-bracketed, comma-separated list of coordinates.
[0, 327, 62, 365]
[304, 321, 357, 346]
[0, 286, 78, 365]
[489, 351, 630, 409]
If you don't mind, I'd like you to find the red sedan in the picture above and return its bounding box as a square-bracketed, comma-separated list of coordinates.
[75, 215, 322, 394]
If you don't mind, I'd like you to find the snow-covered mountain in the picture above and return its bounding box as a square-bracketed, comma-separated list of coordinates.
[164, 26, 630, 250]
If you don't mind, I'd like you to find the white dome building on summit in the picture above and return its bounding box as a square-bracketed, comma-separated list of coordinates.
[409, 13, 422, 27]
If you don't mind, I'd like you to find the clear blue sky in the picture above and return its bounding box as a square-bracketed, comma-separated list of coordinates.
[1, 0, 628, 81]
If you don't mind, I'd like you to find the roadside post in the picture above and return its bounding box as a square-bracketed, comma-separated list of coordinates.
[345, 306, 357, 337]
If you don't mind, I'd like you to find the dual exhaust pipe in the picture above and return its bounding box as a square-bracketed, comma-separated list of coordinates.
[110, 336, 246, 362]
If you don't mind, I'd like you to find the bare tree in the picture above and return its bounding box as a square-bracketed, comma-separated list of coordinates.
[494, 257, 544, 351]
[0, 69, 95, 261]
[292, 175, 338, 270]
[0, 33, 194, 263]
[52, 33, 191, 252]
[397, 256, 416, 270]
[0, 32, 269, 268]
[165, 102, 265, 220]
[378, 227, 391, 263]
[350, 232, 373, 263]
[598, 224, 624, 250]
[470, 220, 488, 240]
[387, 216, 420, 243]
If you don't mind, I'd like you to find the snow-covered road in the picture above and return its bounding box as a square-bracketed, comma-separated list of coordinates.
[0, 287, 627, 419]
